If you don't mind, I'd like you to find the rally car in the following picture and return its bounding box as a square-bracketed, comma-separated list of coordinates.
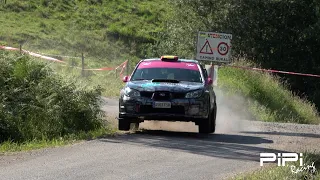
[118, 56, 217, 134]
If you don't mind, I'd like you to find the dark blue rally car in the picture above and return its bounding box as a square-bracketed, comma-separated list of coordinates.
[118, 56, 217, 134]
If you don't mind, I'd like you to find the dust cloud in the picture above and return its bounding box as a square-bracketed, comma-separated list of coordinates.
[140, 87, 255, 133]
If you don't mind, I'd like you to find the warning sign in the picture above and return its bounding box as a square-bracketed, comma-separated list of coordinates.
[196, 31, 232, 63]
[200, 40, 213, 54]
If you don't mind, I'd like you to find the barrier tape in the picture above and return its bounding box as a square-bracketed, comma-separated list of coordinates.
[118, 61, 128, 77]
[22, 50, 66, 63]
[0, 45, 128, 76]
[0, 46, 19, 51]
[83, 60, 128, 71]
[220, 64, 320, 78]
[35, 52, 81, 59]
[6, 45, 317, 79]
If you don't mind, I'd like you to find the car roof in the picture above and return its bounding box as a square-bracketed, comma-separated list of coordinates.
[142, 58, 200, 64]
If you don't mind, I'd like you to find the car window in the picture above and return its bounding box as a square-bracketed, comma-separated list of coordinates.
[131, 67, 203, 83]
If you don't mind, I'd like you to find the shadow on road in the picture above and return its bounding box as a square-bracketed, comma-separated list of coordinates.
[98, 129, 285, 162]
[135, 130, 272, 144]
[241, 131, 320, 139]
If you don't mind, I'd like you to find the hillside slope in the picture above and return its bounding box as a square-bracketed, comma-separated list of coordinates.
[0, 0, 169, 60]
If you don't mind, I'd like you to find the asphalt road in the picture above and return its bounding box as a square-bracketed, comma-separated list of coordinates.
[0, 90, 320, 180]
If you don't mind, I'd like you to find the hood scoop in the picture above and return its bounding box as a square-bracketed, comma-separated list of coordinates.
[151, 79, 180, 83]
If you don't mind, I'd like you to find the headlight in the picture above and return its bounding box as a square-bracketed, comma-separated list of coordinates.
[185, 89, 203, 98]
[124, 87, 140, 97]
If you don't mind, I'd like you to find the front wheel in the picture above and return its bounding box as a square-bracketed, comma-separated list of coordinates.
[118, 118, 131, 131]
[198, 111, 212, 134]
[211, 103, 217, 133]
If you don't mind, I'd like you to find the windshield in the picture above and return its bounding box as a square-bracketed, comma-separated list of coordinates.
[131, 67, 203, 83]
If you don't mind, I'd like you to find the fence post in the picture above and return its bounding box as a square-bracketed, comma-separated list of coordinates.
[81, 53, 84, 77]
[19, 44, 22, 54]
[126, 59, 129, 76]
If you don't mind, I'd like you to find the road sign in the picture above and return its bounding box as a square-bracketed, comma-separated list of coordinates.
[217, 42, 229, 56]
[200, 40, 213, 54]
[196, 31, 232, 63]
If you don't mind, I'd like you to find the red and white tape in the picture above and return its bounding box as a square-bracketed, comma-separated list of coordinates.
[83, 60, 128, 71]
[1, 45, 66, 63]
[1, 45, 129, 78]
[223, 65, 320, 78]
[0, 46, 19, 51]
[23, 50, 66, 63]
[10, 45, 317, 79]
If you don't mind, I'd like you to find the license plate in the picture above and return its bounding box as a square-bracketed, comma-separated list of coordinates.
[153, 101, 171, 108]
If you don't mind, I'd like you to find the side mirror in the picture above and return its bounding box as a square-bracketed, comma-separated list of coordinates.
[207, 77, 213, 85]
[122, 76, 130, 83]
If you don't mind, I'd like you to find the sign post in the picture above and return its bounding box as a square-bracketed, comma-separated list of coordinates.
[196, 31, 232, 63]
[196, 31, 232, 87]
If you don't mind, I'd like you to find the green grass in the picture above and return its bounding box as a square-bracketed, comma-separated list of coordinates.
[0, 126, 117, 153]
[0, 0, 169, 59]
[230, 152, 320, 180]
[219, 59, 320, 124]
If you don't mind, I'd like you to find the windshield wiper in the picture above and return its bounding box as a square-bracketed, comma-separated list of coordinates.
[151, 79, 180, 83]
[132, 79, 149, 81]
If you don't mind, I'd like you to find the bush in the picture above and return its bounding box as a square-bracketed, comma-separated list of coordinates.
[0, 51, 105, 142]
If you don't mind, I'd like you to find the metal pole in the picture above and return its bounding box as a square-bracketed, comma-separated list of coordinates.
[81, 53, 84, 77]
[19, 44, 22, 54]
[194, 31, 199, 60]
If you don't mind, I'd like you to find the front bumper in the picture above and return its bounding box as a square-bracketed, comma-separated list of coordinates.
[119, 95, 209, 122]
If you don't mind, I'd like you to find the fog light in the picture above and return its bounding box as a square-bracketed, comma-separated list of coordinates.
[189, 105, 200, 115]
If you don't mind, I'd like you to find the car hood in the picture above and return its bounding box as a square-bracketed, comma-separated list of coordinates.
[126, 80, 204, 92]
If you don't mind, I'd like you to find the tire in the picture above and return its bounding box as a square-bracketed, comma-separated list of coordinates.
[210, 103, 217, 133]
[118, 118, 131, 131]
[198, 110, 212, 134]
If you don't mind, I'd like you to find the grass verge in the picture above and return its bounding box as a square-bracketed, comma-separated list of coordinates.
[0, 125, 117, 153]
[219, 60, 320, 124]
[230, 152, 320, 180]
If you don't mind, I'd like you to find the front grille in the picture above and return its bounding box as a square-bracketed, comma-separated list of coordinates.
[140, 91, 185, 99]
[140, 105, 185, 114]
[152, 92, 171, 100]
[171, 92, 185, 99]
[140, 91, 153, 98]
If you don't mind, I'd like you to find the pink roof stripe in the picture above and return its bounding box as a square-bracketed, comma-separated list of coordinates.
[137, 61, 199, 71]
